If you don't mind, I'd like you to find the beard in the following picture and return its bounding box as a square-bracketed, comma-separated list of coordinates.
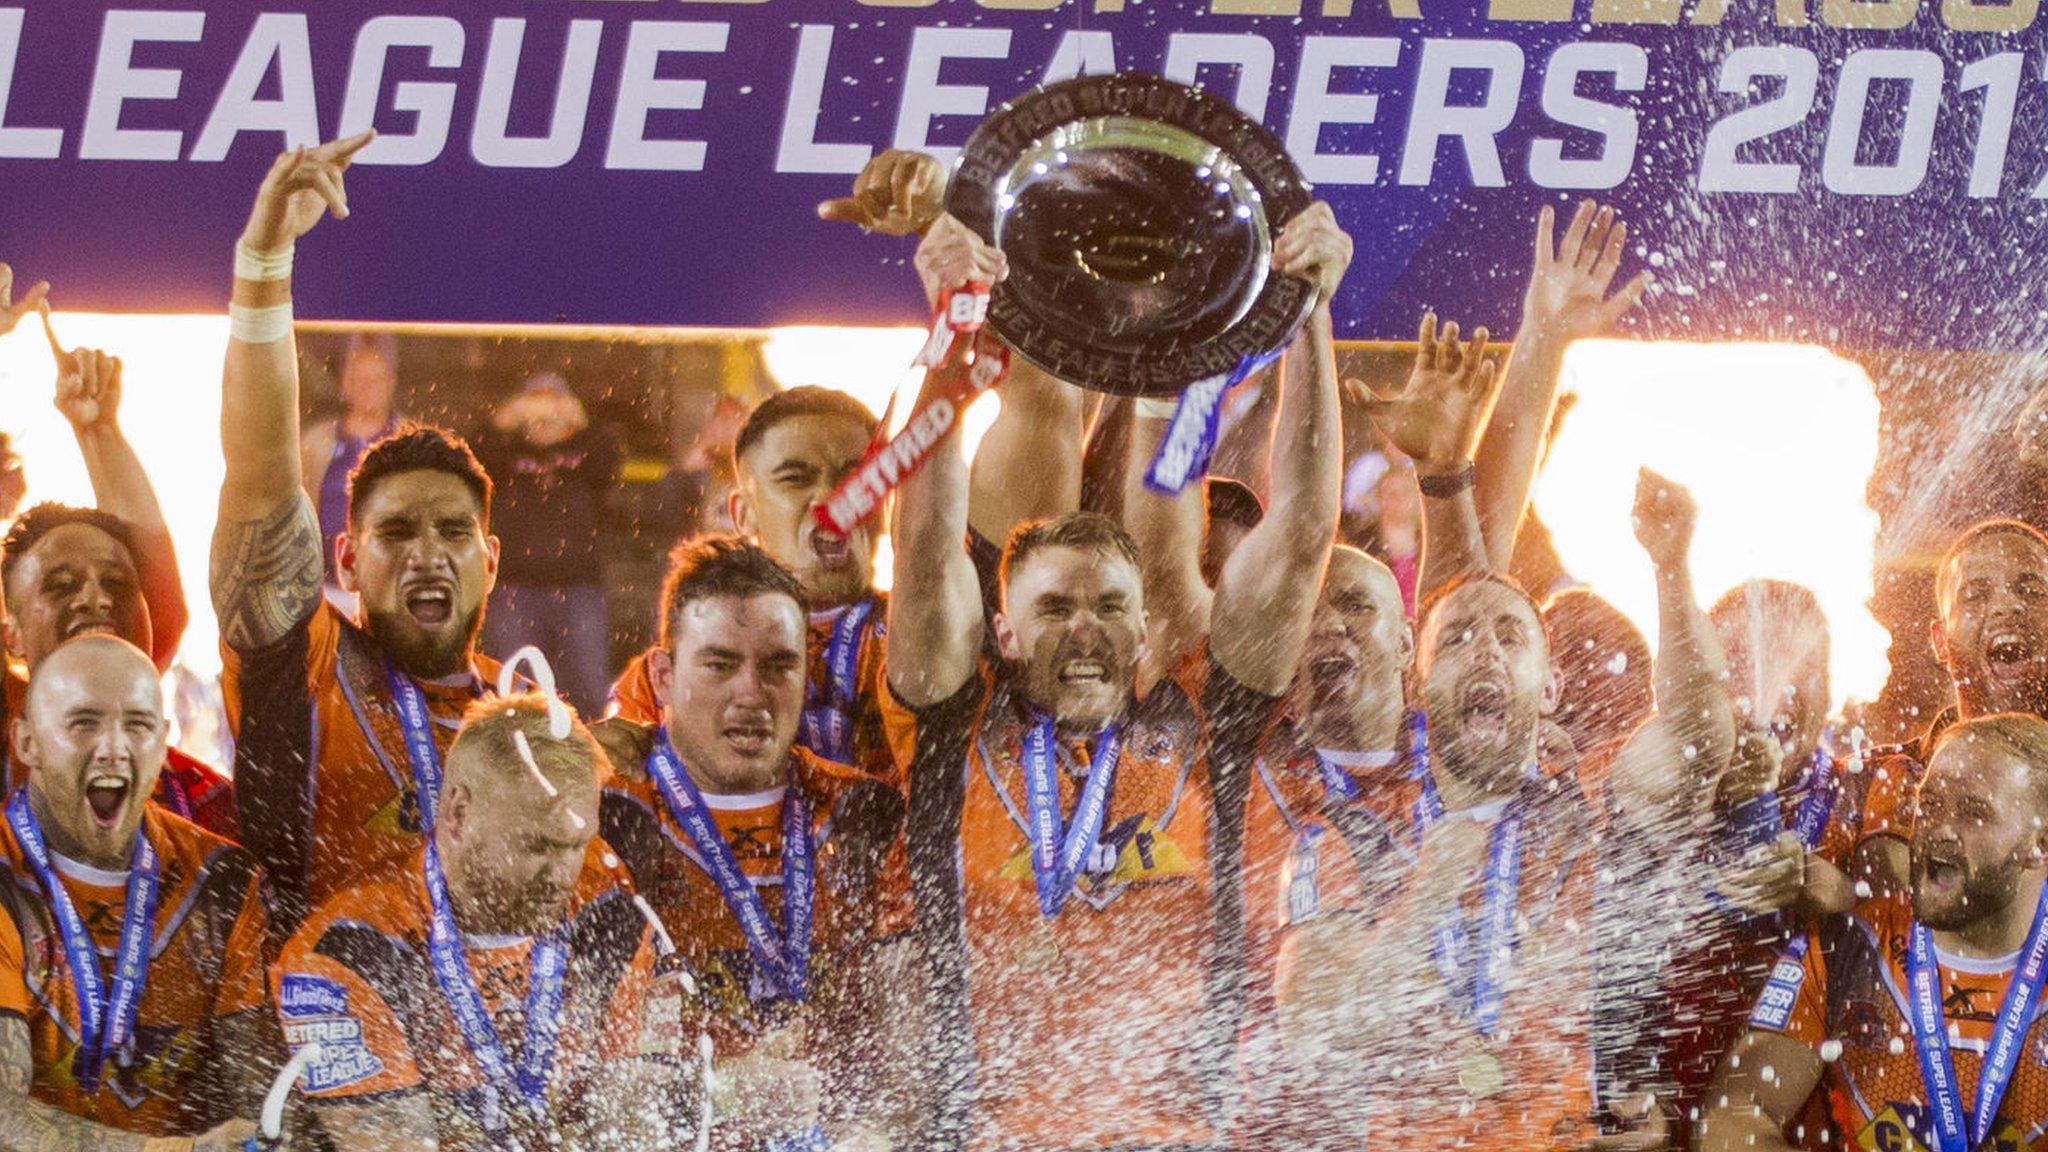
[365, 600, 484, 680]
[1912, 847, 2029, 931]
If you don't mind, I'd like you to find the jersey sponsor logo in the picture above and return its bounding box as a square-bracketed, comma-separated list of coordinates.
[1749, 953, 1806, 1031]
[280, 974, 350, 1018]
[279, 973, 384, 1092]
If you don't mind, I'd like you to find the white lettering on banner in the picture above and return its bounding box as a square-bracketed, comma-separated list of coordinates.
[1162, 33, 1276, 122]
[1960, 52, 2022, 199]
[0, 11, 61, 159]
[893, 26, 1012, 165]
[1698, 45, 1821, 194]
[1529, 41, 1645, 189]
[1821, 48, 1941, 196]
[470, 17, 603, 169]
[191, 13, 319, 162]
[1285, 36, 1402, 185]
[1400, 38, 1525, 186]
[339, 16, 466, 167]
[80, 9, 205, 161]
[777, 24, 870, 174]
[606, 21, 728, 171]
[1042, 30, 1117, 84]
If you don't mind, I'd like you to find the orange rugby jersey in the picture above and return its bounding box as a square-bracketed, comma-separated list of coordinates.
[1, 669, 236, 840]
[883, 646, 1281, 1152]
[596, 730, 910, 1051]
[0, 805, 268, 1136]
[1237, 719, 1434, 1149]
[1749, 891, 2048, 1152]
[223, 599, 499, 932]
[609, 596, 895, 782]
[1282, 765, 1609, 1150]
[274, 842, 660, 1152]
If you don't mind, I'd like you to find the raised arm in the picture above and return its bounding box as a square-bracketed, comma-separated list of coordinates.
[211, 133, 373, 653]
[1696, 1030, 1822, 1152]
[0, 1014, 258, 1151]
[1608, 469, 1734, 817]
[1474, 202, 1649, 569]
[884, 215, 1000, 708]
[1348, 312, 1503, 602]
[818, 148, 1089, 547]
[1207, 204, 1348, 694]
[41, 322, 186, 670]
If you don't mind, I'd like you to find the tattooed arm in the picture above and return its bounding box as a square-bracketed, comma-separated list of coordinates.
[0, 1013, 258, 1151]
[311, 1097, 440, 1152]
[213, 134, 372, 653]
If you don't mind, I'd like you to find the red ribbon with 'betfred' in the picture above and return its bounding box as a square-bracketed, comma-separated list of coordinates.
[813, 282, 1007, 538]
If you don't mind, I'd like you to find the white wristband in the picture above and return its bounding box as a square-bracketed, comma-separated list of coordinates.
[229, 301, 295, 345]
[1135, 396, 1180, 420]
[234, 240, 294, 282]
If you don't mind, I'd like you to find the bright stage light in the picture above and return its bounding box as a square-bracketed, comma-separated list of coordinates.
[0, 312, 228, 682]
[1533, 340, 1886, 708]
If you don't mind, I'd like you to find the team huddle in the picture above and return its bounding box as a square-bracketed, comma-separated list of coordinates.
[0, 127, 2039, 1152]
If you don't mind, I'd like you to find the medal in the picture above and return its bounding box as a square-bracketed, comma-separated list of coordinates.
[1457, 1049, 1507, 1099]
[1011, 924, 1063, 974]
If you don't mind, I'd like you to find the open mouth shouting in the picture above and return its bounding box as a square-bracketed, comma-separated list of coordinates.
[402, 580, 457, 630]
[1916, 843, 1968, 902]
[810, 530, 854, 568]
[1059, 658, 1110, 688]
[1983, 630, 2039, 690]
[1459, 677, 1512, 741]
[85, 772, 131, 829]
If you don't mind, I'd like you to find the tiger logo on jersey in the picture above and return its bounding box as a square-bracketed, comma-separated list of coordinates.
[1856, 1102, 2028, 1152]
[995, 813, 1193, 905]
[359, 789, 424, 837]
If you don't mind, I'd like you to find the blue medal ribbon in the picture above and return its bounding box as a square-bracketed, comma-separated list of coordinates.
[800, 597, 874, 766]
[420, 836, 568, 1126]
[1429, 804, 1526, 1040]
[644, 730, 815, 1001]
[1021, 713, 1124, 918]
[386, 666, 450, 833]
[1143, 349, 1283, 495]
[1409, 711, 1445, 836]
[1790, 743, 1838, 851]
[1905, 880, 2048, 1152]
[5, 790, 161, 1093]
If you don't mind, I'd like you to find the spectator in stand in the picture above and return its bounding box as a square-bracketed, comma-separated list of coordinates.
[472, 372, 620, 716]
[299, 333, 402, 609]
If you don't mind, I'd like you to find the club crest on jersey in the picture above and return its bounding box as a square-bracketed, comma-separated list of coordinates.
[1857, 1102, 2027, 1152]
[279, 974, 382, 1091]
[997, 814, 1193, 908]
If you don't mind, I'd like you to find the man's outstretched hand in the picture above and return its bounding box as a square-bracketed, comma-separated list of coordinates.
[240, 131, 377, 254]
[819, 149, 947, 237]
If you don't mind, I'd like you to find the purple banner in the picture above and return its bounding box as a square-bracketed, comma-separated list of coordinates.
[1, 3, 2044, 347]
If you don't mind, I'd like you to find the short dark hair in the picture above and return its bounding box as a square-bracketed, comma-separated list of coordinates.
[999, 512, 1144, 596]
[731, 387, 880, 472]
[658, 534, 809, 651]
[1205, 477, 1264, 532]
[347, 424, 493, 529]
[1937, 519, 2048, 615]
[1, 503, 136, 594]
[1416, 569, 1545, 655]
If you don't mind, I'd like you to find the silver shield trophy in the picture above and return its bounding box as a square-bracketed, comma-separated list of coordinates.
[947, 72, 1317, 397]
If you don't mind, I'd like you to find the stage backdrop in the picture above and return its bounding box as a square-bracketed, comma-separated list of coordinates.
[1, 2, 2043, 346]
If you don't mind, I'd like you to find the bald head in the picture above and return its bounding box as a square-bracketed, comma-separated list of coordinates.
[14, 634, 165, 869]
[1295, 546, 1411, 748]
[437, 694, 602, 935]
